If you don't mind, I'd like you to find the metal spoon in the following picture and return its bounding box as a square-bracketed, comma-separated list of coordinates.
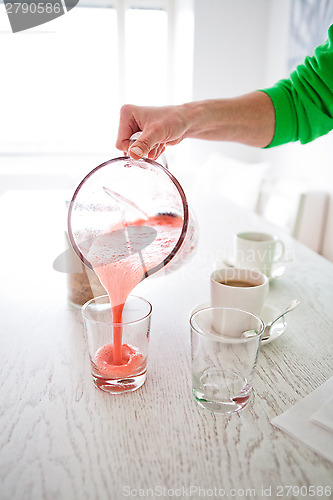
[262, 299, 300, 340]
[242, 299, 300, 341]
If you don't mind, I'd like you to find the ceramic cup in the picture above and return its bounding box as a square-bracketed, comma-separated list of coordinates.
[210, 267, 269, 318]
[235, 231, 285, 277]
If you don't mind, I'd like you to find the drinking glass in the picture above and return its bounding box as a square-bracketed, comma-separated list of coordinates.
[82, 295, 152, 393]
[190, 307, 264, 413]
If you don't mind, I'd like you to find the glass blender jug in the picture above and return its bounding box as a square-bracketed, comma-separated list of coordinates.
[67, 156, 197, 283]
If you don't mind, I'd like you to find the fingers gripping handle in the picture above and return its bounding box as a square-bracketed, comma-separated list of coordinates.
[129, 132, 168, 169]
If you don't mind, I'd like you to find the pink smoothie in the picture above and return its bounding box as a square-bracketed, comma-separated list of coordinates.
[94, 343, 145, 378]
[88, 214, 183, 374]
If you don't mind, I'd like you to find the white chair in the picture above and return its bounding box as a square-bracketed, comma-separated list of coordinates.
[190, 153, 269, 212]
[259, 183, 333, 262]
[321, 196, 333, 262]
[294, 191, 333, 263]
[292, 191, 330, 254]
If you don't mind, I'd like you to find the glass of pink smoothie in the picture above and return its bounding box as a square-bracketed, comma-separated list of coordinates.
[82, 295, 152, 394]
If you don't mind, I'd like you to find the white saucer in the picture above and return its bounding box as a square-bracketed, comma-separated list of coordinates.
[190, 302, 287, 345]
[221, 256, 286, 280]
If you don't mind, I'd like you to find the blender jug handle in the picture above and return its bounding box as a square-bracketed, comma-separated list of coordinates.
[129, 132, 169, 170]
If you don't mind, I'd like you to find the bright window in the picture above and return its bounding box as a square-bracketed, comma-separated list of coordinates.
[0, 4, 118, 154]
[0, 0, 194, 160]
[124, 8, 168, 105]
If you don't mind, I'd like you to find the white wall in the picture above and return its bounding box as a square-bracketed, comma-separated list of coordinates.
[263, 0, 291, 86]
[193, 0, 270, 99]
[188, 0, 271, 167]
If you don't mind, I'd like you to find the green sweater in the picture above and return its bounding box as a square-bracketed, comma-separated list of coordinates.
[261, 24, 333, 148]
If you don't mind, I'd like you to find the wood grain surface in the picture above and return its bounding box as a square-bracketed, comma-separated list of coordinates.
[0, 191, 332, 500]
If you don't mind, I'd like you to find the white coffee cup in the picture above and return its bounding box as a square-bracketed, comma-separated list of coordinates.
[210, 268, 269, 318]
[235, 232, 285, 277]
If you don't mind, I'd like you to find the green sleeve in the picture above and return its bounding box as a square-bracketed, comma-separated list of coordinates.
[260, 24, 333, 148]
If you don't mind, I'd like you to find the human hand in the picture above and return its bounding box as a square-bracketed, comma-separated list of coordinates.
[116, 104, 189, 160]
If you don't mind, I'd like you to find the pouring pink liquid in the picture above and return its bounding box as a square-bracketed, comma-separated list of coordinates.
[88, 214, 183, 377]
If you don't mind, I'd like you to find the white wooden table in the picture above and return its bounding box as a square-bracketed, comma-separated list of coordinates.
[1, 190, 332, 500]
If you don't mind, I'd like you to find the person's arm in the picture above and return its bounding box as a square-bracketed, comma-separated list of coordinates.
[116, 24, 333, 159]
[116, 91, 275, 160]
[183, 92, 275, 146]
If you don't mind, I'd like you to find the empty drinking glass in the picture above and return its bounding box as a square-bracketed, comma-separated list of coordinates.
[190, 307, 264, 413]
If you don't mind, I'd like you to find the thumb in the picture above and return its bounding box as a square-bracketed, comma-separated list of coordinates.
[128, 130, 159, 159]
[128, 142, 145, 159]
